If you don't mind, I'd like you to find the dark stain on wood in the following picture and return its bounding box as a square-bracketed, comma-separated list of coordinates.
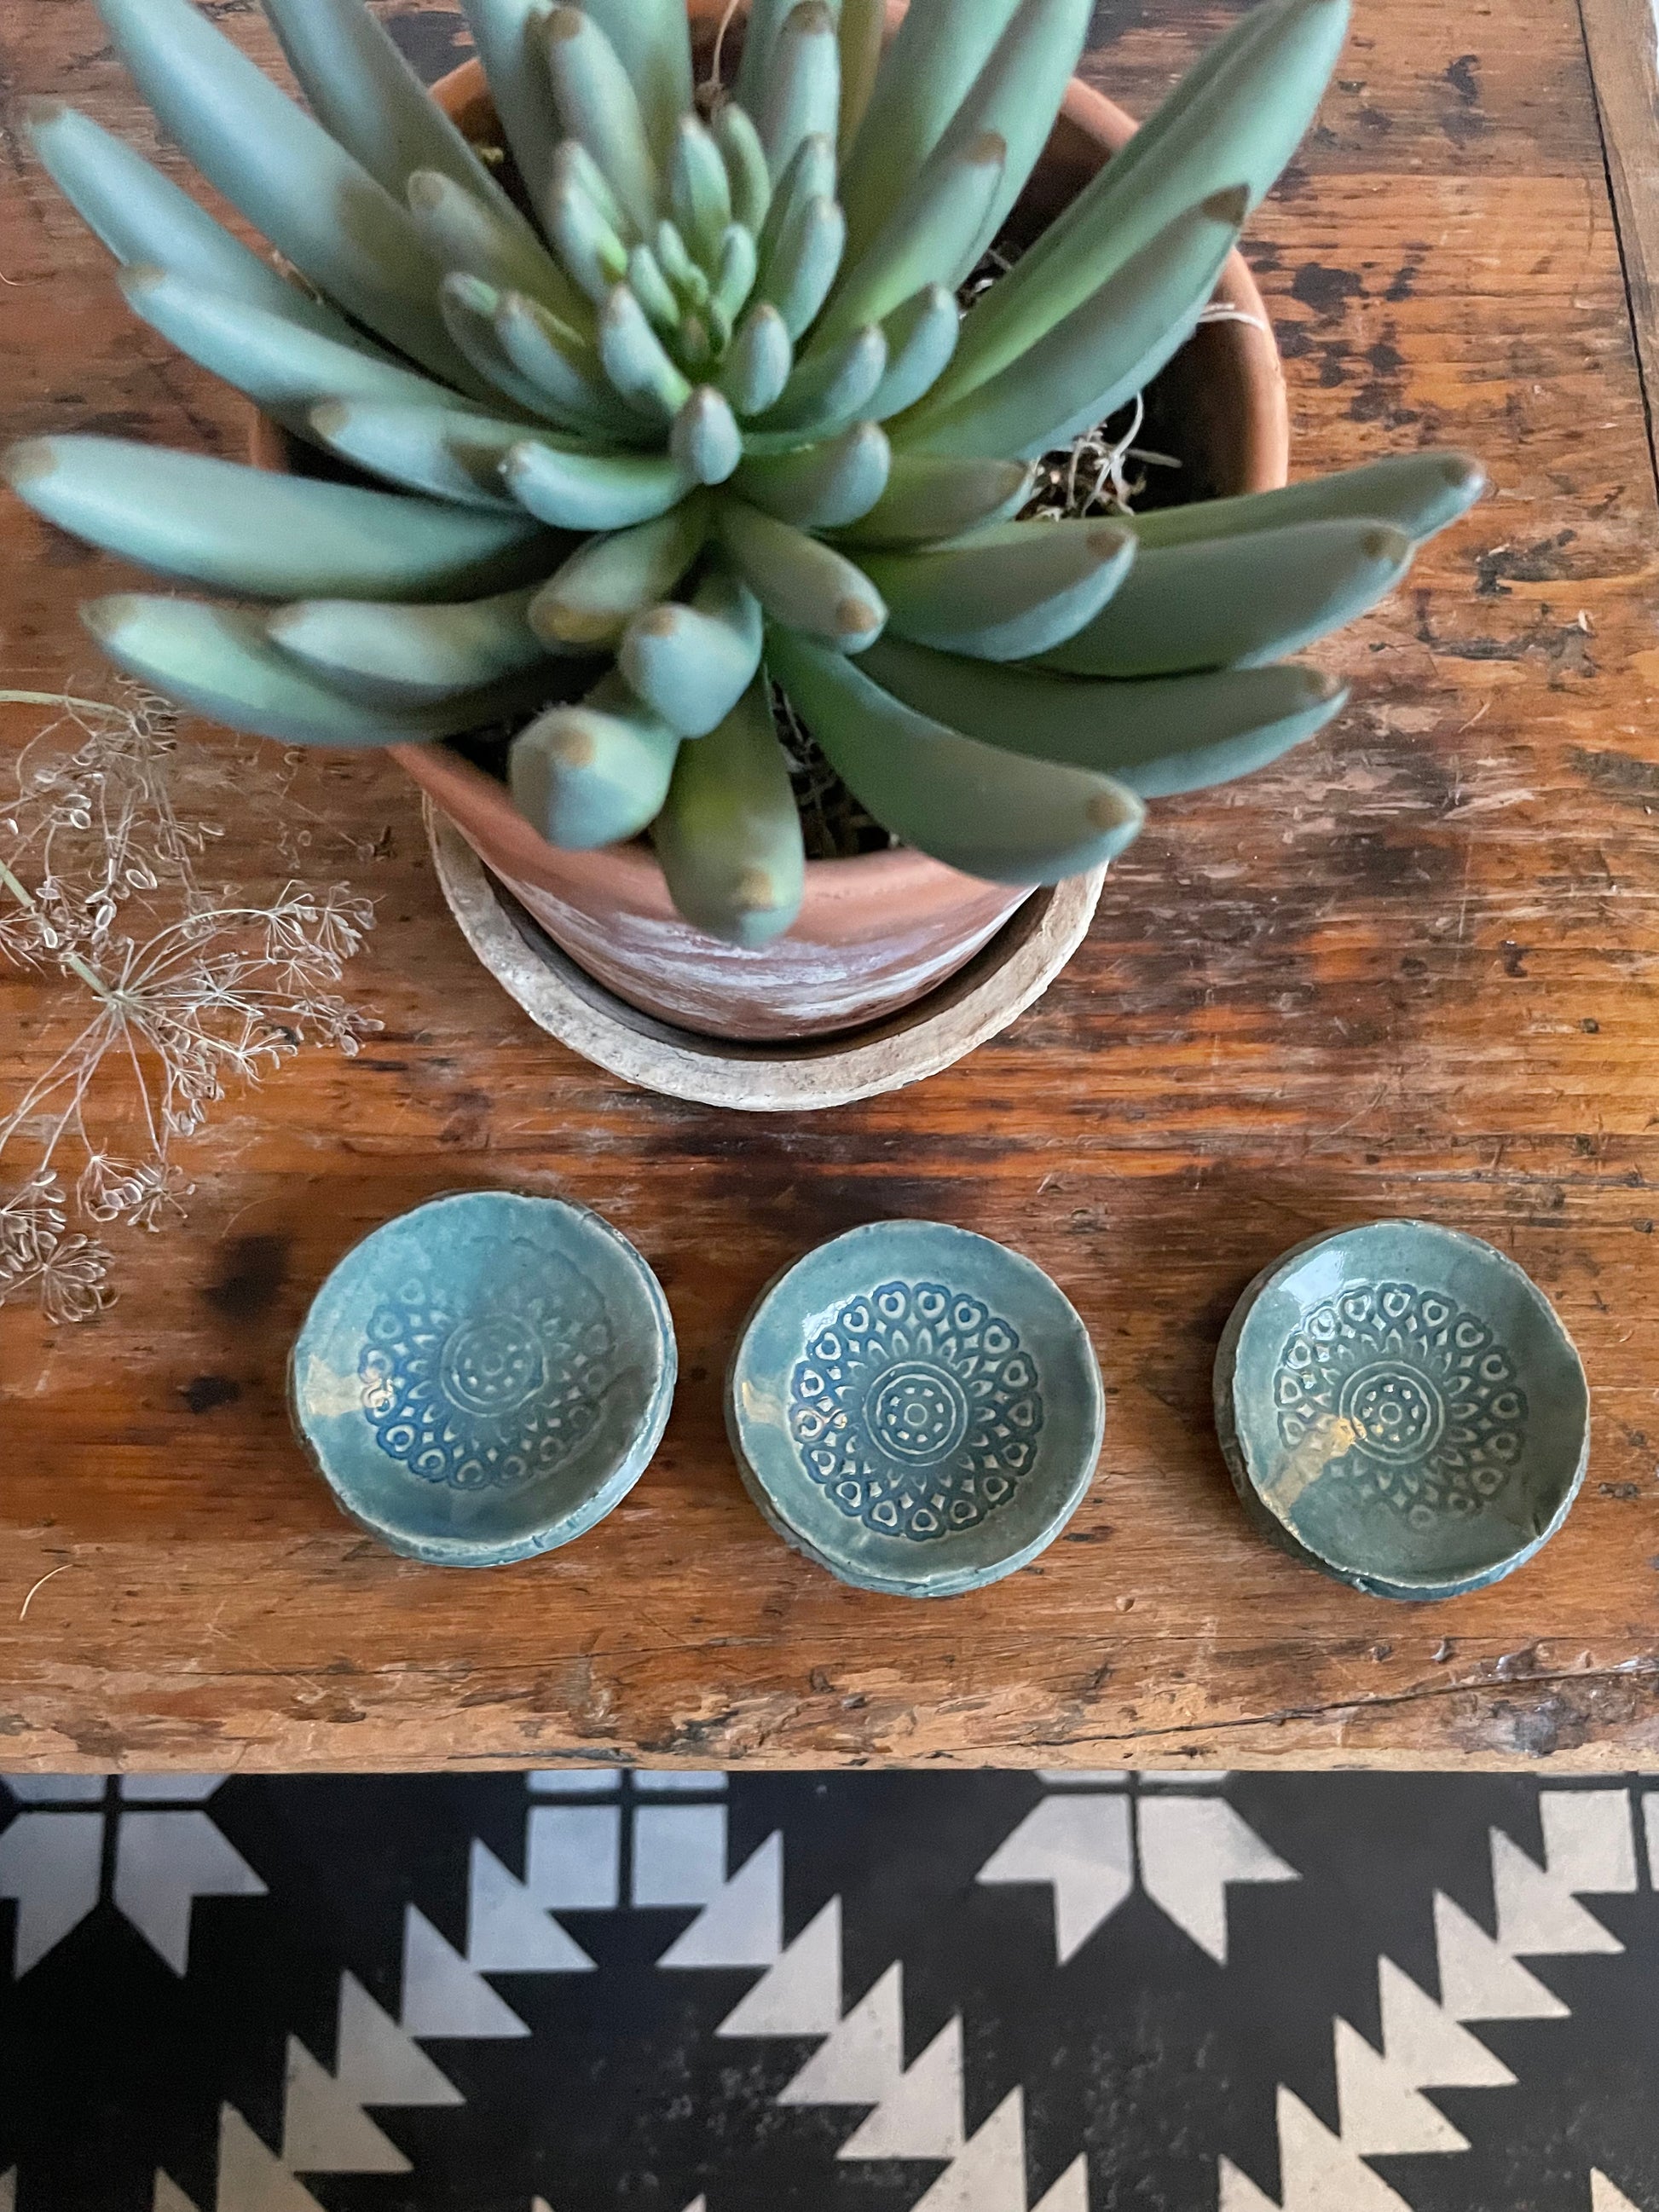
[1442, 52, 1488, 146]
[1291, 261, 1367, 316]
[202, 1236, 291, 1322]
[1475, 531, 1581, 596]
[1569, 748, 1659, 804]
[180, 1375, 242, 1415]
[1384, 256, 1425, 301]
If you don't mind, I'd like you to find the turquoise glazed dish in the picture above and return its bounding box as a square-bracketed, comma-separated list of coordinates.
[1215, 1220, 1589, 1601]
[727, 1222, 1105, 1598]
[290, 1191, 675, 1568]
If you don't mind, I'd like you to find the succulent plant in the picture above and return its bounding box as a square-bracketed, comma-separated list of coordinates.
[9, 0, 1484, 946]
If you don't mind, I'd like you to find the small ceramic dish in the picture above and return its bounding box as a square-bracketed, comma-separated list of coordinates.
[727, 1222, 1104, 1598]
[1215, 1220, 1589, 1601]
[290, 1190, 675, 1568]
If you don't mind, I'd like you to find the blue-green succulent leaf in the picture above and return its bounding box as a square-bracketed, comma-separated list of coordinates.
[679, 310, 717, 373]
[837, 0, 1023, 263]
[766, 627, 1146, 883]
[815, 129, 1003, 349]
[407, 168, 588, 326]
[263, 0, 537, 241]
[757, 324, 887, 439]
[8, 436, 552, 601]
[838, 454, 1035, 546]
[866, 284, 960, 421]
[654, 217, 706, 301]
[1129, 449, 1488, 549]
[621, 562, 766, 736]
[460, 0, 562, 208]
[859, 518, 1135, 661]
[755, 164, 847, 340]
[897, 187, 1246, 460]
[552, 137, 633, 242]
[92, 0, 474, 390]
[494, 287, 642, 436]
[581, 0, 696, 155]
[505, 441, 694, 528]
[627, 240, 684, 332]
[546, 160, 634, 304]
[936, 0, 1350, 407]
[836, 0, 885, 155]
[720, 303, 795, 417]
[927, 0, 1094, 264]
[600, 286, 696, 420]
[714, 102, 773, 234]
[83, 593, 561, 748]
[117, 266, 448, 436]
[267, 585, 555, 705]
[510, 669, 680, 846]
[440, 272, 581, 420]
[529, 498, 710, 646]
[22, 101, 386, 355]
[652, 676, 806, 945]
[735, 423, 891, 528]
[671, 387, 744, 486]
[669, 114, 737, 263]
[760, 3, 843, 186]
[861, 635, 1349, 797]
[736, 0, 809, 119]
[713, 226, 761, 324]
[309, 398, 541, 510]
[540, 5, 661, 235]
[717, 502, 887, 650]
[756, 133, 837, 262]
[1038, 519, 1414, 677]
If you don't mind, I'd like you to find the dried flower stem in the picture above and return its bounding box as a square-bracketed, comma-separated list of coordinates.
[0, 690, 119, 713]
[0, 686, 379, 1316]
[0, 854, 116, 1002]
[702, 0, 744, 107]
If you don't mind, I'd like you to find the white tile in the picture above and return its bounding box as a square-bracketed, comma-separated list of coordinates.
[525, 1805, 621, 1910]
[632, 1805, 727, 1909]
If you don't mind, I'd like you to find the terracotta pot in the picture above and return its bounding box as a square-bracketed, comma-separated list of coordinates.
[254, 19, 1290, 1045]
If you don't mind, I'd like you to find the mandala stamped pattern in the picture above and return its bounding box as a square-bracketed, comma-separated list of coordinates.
[359, 1250, 616, 1490]
[1274, 1280, 1529, 1523]
[789, 1279, 1044, 1540]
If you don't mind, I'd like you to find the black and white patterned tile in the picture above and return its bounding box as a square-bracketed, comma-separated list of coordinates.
[1, 1770, 1656, 2209]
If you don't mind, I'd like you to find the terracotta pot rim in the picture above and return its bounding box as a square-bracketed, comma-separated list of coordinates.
[390, 740, 954, 890]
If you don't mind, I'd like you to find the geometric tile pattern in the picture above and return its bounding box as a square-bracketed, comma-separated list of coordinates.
[0, 1776, 263, 1975]
[3, 1771, 1659, 2209]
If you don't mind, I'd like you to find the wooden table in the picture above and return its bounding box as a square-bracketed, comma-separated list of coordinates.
[3, 0, 1657, 1775]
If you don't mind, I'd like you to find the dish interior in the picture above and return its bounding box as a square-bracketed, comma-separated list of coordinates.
[1228, 1223, 1588, 1590]
[293, 1192, 670, 1556]
[731, 1222, 1104, 1590]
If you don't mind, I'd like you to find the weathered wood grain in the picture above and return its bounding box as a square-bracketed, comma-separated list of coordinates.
[1580, 0, 1659, 476]
[1, 0, 1657, 1772]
